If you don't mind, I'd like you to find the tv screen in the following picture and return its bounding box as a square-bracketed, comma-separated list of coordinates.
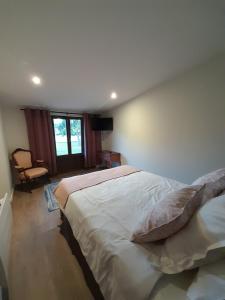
[91, 118, 113, 131]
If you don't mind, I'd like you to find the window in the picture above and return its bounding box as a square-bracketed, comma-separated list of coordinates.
[52, 116, 83, 156]
[70, 119, 82, 154]
[53, 118, 69, 155]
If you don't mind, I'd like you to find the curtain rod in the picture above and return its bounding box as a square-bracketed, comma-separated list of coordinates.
[20, 108, 82, 115]
[52, 111, 82, 115]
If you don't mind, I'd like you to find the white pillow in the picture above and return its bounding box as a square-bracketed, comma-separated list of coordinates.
[187, 260, 225, 300]
[151, 194, 225, 274]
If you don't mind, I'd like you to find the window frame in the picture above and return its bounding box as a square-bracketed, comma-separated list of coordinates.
[52, 115, 84, 157]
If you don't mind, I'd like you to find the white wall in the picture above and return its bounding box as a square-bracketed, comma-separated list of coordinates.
[102, 54, 225, 184]
[2, 106, 29, 154]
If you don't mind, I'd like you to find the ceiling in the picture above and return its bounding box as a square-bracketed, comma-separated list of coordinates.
[0, 0, 225, 112]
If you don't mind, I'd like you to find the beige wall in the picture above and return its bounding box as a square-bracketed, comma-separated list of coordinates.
[2, 106, 29, 154]
[102, 54, 225, 184]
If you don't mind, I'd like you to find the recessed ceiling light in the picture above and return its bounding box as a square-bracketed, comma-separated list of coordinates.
[31, 75, 42, 85]
[110, 92, 117, 99]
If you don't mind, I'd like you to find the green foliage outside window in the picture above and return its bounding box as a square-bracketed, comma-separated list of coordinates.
[70, 119, 81, 136]
[54, 119, 81, 136]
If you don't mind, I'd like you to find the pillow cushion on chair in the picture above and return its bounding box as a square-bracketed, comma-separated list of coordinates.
[24, 167, 48, 179]
[192, 168, 225, 185]
[131, 185, 205, 243]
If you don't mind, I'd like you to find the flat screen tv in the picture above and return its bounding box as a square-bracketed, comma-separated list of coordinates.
[91, 118, 113, 131]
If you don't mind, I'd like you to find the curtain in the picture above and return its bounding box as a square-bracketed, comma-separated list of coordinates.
[24, 108, 57, 175]
[83, 113, 102, 168]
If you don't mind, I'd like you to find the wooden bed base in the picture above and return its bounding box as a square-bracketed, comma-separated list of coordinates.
[59, 210, 104, 300]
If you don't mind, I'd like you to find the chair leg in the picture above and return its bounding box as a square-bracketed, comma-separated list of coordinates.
[45, 173, 51, 184]
[25, 180, 32, 193]
[47, 174, 51, 183]
[19, 182, 32, 193]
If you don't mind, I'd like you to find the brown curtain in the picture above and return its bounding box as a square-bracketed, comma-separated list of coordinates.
[24, 108, 57, 175]
[83, 113, 102, 168]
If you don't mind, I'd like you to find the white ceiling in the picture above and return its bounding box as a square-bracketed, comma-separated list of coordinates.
[0, 0, 225, 112]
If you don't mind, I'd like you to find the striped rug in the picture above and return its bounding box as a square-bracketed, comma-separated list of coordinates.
[44, 182, 59, 212]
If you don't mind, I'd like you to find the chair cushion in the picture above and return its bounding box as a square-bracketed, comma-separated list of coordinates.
[14, 151, 32, 169]
[24, 167, 48, 179]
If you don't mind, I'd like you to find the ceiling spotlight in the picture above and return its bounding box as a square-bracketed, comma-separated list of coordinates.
[110, 92, 117, 99]
[31, 75, 42, 85]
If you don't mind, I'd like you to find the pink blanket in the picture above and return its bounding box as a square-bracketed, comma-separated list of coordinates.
[54, 165, 140, 208]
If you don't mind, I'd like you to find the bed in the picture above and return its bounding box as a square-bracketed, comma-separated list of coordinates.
[55, 167, 225, 300]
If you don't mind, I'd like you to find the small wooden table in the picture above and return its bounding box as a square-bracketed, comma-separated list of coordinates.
[101, 151, 121, 168]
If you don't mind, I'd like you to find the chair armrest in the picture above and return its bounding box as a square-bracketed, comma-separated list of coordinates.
[14, 165, 24, 172]
[36, 160, 48, 168]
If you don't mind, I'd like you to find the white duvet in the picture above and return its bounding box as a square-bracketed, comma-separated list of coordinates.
[64, 171, 187, 300]
[151, 259, 225, 300]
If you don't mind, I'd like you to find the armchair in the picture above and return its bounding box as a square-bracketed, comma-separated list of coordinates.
[12, 148, 49, 192]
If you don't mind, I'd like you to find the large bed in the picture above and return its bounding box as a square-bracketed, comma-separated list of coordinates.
[56, 168, 225, 300]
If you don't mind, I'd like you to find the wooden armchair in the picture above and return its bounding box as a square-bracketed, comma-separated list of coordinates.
[12, 148, 49, 192]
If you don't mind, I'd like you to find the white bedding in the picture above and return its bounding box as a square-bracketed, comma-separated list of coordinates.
[150, 269, 197, 300]
[151, 259, 225, 300]
[64, 171, 187, 300]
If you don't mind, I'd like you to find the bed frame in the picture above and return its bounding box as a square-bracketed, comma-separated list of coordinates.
[59, 210, 104, 300]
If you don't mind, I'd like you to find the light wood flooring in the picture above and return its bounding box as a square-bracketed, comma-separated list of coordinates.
[9, 186, 93, 300]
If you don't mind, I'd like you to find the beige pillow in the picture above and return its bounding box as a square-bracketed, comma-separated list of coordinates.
[192, 168, 225, 185]
[132, 185, 205, 243]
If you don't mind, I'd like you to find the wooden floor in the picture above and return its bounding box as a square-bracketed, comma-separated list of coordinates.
[9, 186, 93, 300]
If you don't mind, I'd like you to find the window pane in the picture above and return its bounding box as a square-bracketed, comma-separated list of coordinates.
[70, 119, 82, 154]
[53, 118, 68, 156]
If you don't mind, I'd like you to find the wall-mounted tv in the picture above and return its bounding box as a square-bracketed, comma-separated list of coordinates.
[91, 118, 113, 131]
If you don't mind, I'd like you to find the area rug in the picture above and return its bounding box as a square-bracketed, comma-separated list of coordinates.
[44, 182, 59, 212]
